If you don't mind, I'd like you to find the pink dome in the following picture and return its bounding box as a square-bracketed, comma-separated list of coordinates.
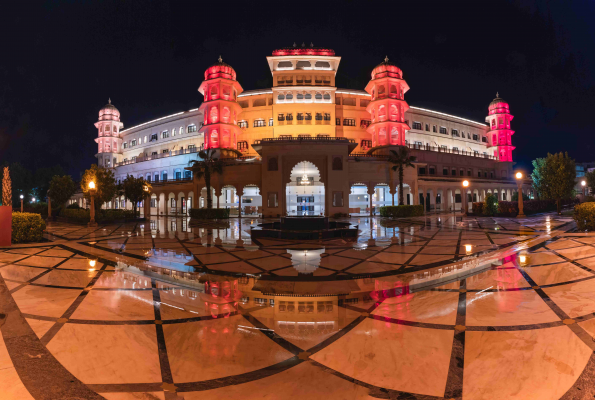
[99, 99, 120, 121]
[488, 93, 510, 114]
[371, 57, 402, 79]
[204, 57, 237, 81]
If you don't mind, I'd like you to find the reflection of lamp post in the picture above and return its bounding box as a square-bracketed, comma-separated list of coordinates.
[20, 194, 23, 212]
[515, 172, 525, 218]
[462, 180, 469, 216]
[88, 181, 97, 227]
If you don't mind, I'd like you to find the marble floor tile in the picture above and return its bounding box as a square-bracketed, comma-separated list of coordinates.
[464, 327, 591, 399]
[318, 255, 361, 270]
[346, 261, 400, 274]
[71, 289, 155, 321]
[32, 269, 97, 288]
[12, 285, 81, 318]
[524, 262, 593, 286]
[5, 247, 49, 255]
[0, 333, 34, 400]
[556, 246, 595, 260]
[35, 249, 74, 257]
[543, 279, 595, 318]
[466, 290, 560, 326]
[25, 317, 56, 338]
[159, 291, 232, 320]
[93, 272, 152, 289]
[57, 258, 97, 270]
[206, 261, 263, 274]
[0, 253, 29, 263]
[249, 256, 294, 270]
[0, 264, 46, 282]
[163, 316, 295, 382]
[419, 246, 457, 255]
[383, 245, 424, 253]
[466, 269, 530, 290]
[523, 252, 567, 265]
[408, 254, 454, 266]
[47, 324, 162, 384]
[100, 392, 165, 400]
[232, 249, 274, 259]
[310, 318, 453, 397]
[16, 255, 65, 268]
[332, 249, 378, 260]
[546, 239, 584, 251]
[183, 361, 371, 400]
[372, 290, 459, 325]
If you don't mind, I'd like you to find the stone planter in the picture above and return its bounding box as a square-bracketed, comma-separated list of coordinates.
[0, 206, 12, 246]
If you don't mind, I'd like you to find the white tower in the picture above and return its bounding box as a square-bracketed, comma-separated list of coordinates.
[94, 99, 124, 168]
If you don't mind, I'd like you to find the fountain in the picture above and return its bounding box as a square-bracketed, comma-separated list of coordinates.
[250, 215, 358, 240]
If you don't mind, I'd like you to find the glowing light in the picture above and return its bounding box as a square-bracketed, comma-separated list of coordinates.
[31, 198, 36, 203]
[20, 194, 23, 199]
[520, 255, 526, 264]
[465, 244, 472, 253]
[89, 259, 96, 267]
[88, 181, 96, 190]
[463, 180, 469, 187]
[582, 181, 586, 186]
[515, 172, 523, 179]
[238, 90, 273, 98]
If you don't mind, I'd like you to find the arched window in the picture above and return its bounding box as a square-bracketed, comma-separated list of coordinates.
[105, 125, 110, 131]
[210, 85, 218, 100]
[378, 85, 386, 97]
[315, 61, 331, 69]
[391, 127, 399, 143]
[305, 93, 312, 100]
[210, 106, 219, 123]
[221, 107, 230, 122]
[389, 85, 398, 98]
[315, 92, 322, 100]
[332, 157, 343, 171]
[297, 92, 304, 100]
[378, 127, 387, 144]
[323, 93, 331, 101]
[277, 93, 285, 102]
[286, 93, 293, 101]
[268, 157, 278, 171]
[296, 60, 311, 69]
[222, 85, 230, 98]
[378, 105, 386, 118]
[389, 104, 398, 121]
[277, 61, 292, 69]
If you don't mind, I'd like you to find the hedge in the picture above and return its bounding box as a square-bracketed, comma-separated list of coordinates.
[574, 203, 595, 231]
[189, 208, 230, 219]
[378, 205, 424, 218]
[59, 208, 140, 223]
[472, 202, 484, 215]
[12, 212, 46, 243]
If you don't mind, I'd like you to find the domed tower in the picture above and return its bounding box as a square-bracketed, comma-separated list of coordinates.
[94, 99, 124, 168]
[364, 57, 410, 147]
[486, 93, 515, 162]
[198, 57, 244, 149]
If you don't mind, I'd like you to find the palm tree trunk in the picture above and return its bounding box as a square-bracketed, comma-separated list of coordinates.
[205, 170, 212, 209]
[398, 165, 404, 205]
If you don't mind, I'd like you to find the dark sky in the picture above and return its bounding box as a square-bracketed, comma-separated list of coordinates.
[1, 0, 594, 177]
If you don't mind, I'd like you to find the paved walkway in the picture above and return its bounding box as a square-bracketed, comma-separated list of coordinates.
[2, 214, 595, 399]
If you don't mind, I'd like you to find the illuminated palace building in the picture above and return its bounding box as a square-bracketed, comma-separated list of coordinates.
[87, 45, 525, 217]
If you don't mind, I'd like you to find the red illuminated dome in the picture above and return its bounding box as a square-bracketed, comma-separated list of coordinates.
[204, 56, 237, 81]
[488, 93, 510, 114]
[371, 56, 402, 79]
[272, 43, 335, 56]
[98, 98, 120, 121]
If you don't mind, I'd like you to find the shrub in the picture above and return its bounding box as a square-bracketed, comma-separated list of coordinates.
[66, 203, 81, 209]
[483, 194, 499, 216]
[574, 203, 595, 231]
[190, 208, 230, 219]
[497, 199, 559, 216]
[12, 212, 46, 243]
[60, 208, 90, 223]
[378, 205, 424, 218]
[472, 202, 484, 215]
[583, 195, 595, 203]
[59, 208, 141, 223]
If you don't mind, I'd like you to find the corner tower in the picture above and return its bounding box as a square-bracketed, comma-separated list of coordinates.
[364, 57, 410, 147]
[486, 94, 515, 162]
[198, 57, 243, 149]
[94, 99, 123, 168]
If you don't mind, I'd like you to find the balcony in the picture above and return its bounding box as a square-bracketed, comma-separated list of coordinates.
[115, 146, 202, 167]
[348, 144, 497, 161]
[254, 137, 355, 145]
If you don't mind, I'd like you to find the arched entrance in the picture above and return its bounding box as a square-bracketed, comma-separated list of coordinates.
[286, 161, 325, 216]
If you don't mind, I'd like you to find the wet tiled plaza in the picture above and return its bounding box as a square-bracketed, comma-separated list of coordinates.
[2, 213, 595, 399]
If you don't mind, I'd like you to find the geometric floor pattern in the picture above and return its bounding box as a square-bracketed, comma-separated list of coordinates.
[2, 213, 595, 399]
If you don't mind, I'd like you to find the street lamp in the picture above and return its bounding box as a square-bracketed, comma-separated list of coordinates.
[515, 172, 526, 218]
[462, 180, 469, 216]
[582, 180, 587, 197]
[20, 194, 23, 212]
[31, 197, 36, 203]
[88, 181, 97, 227]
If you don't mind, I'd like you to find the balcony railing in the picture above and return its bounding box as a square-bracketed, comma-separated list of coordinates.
[115, 146, 203, 167]
[151, 177, 193, 186]
[254, 137, 355, 145]
[349, 144, 497, 161]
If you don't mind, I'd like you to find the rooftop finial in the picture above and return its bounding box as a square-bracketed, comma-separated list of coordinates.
[108, 98, 111, 104]
[218, 55, 222, 63]
[293, 42, 296, 47]
[496, 92, 499, 98]
[384, 55, 389, 63]
[301, 42, 305, 47]
[310, 42, 314, 47]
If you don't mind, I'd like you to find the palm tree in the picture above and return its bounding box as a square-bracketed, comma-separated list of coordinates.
[388, 146, 417, 206]
[189, 149, 224, 209]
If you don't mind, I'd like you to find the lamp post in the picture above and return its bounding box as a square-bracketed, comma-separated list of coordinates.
[582, 180, 587, 198]
[88, 181, 97, 227]
[20, 195, 23, 212]
[515, 172, 525, 218]
[462, 180, 469, 216]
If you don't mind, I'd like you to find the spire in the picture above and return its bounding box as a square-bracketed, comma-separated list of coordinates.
[301, 42, 305, 47]
[293, 42, 296, 47]
[384, 55, 389, 63]
[310, 42, 314, 47]
[108, 98, 111, 104]
[218, 55, 222, 63]
[496, 92, 499, 98]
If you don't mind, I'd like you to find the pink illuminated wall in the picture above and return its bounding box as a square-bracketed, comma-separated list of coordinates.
[198, 58, 243, 150]
[486, 94, 515, 162]
[364, 57, 410, 147]
[94, 99, 123, 166]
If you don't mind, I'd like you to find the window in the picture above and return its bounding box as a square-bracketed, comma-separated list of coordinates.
[343, 118, 356, 126]
[305, 93, 312, 100]
[162, 171, 168, 181]
[425, 124, 430, 131]
[315, 93, 322, 100]
[315, 113, 322, 121]
[440, 145, 447, 151]
[467, 132, 471, 139]
[297, 92, 304, 100]
[343, 98, 356, 106]
[478, 171, 482, 177]
[254, 119, 266, 127]
[332, 191, 344, 207]
[277, 94, 285, 102]
[467, 170, 472, 177]
[150, 199, 156, 208]
[269, 118, 274, 126]
[324, 113, 331, 121]
[439, 126, 447, 134]
[238, 120, 248, 128]
[286, 93, 293, 101]
[188, 144, 196, 149]
[151, 151, 157, 156]
[180, 126, 184, 134]
[305, 113, 312, 121]
[361, 140, 372, 149]
[277, 113, 285, 121]
[277, 61, 293, 69]
[360, 99, 370, 107]
[286, 113, 293, 121]
[460, 169, 464, 176]
[473, 134, 479, 141]
[360, 119, 371, 128]
[412, 121, 422, 130]
[297, 113, 304, 121]
[172, 128, 176, 137]
[451, 169, 457, 176]
[433, 125, 437, 133]
[188, 125, 197, 133]
[162, 130, 169, 138]
[123, 143, 128, 149]
[443, 168, 448, 175]
[144, 136, 147, 143]
[336, 118, 340, 125]
[315, 61, 331, 68]
[162, 149, 168, 153]
[490, 171, 494, 179]
[452, 146, 459, 152]
[452, 129, 459, 137]
[131, 139, 137, 146]
[150, 133, 158, 141]
[419, 167, 426, 175]
[429, 166, 435, 175]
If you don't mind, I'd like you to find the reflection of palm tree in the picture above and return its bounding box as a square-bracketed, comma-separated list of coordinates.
[388, 147, 417, 205]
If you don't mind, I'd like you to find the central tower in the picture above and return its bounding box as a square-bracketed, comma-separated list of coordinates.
[198, 57, 243, 149]
[94, 99, 123, 168]
[364, 57, 410, 147]
[485, 94, 515, 162]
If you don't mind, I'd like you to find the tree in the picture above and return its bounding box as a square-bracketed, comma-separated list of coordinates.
[531, 157, 547, 200]
[388, 146, 417, 205]
[33, 165, 65, 201]
[2, 167, 11, 206]
[120, 175, 152, 217]
[48, 175, 77, 216]
[189, 149, 225, 209]
[482, 193, 498, 216]
[81, 165, 118, 211]
[532, 152, 576, 214]
[1, 162, 32, 206]
[585, 170, 595, 195]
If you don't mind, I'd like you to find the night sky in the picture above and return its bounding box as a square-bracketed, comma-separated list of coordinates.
[1, 0, 594, 177]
